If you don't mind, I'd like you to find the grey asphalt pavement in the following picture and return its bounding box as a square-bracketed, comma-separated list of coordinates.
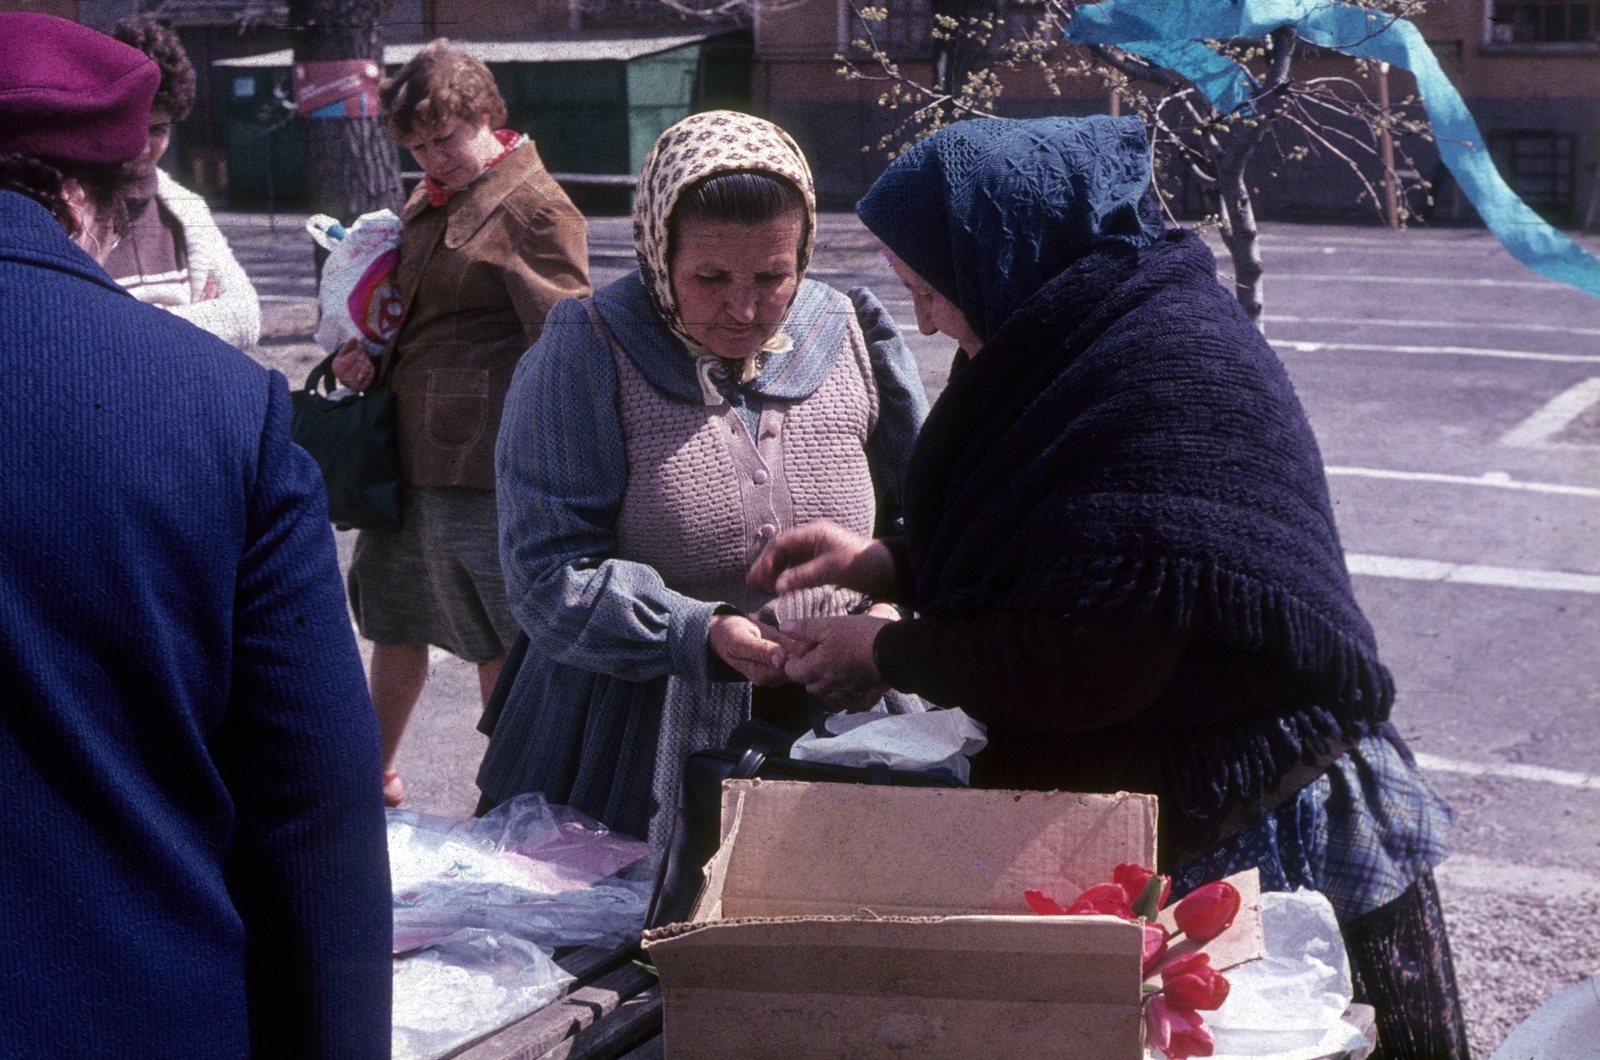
[233, 209, 1600, 1055]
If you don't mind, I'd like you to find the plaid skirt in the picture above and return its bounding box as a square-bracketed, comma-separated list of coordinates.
[1170, 726, 1470, 1059]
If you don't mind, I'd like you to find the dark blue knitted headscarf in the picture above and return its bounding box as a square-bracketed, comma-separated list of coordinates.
[856, 116, 1162, 343]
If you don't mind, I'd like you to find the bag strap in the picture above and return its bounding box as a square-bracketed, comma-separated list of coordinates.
[304, 351, 339, 396]
[731, 747, 767, 780]
[731, 747, 894, 785]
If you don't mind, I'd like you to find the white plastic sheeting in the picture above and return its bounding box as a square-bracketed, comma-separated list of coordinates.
[790, 706, 987, 783]
[1153, 889, 1373, 1060]
[388, 795, 654, 1060]
[1489, 974, 1600, 1060]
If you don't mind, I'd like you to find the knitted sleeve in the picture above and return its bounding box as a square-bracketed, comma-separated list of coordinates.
[872, 609, 1191, 733]
[849, 285, 928, 535]
[495, 298, 725, 688]
[160, 171, 261, 349]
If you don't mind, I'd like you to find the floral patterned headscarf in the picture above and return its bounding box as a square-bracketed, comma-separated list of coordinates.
[632, 111, 817, 395]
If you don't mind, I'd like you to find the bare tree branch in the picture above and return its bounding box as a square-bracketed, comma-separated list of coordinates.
[822, 0, 1435, 322]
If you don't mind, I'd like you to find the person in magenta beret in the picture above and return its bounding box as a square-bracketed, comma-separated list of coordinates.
[0, 14, 390, 1059]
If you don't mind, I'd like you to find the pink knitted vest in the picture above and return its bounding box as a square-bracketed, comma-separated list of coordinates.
[605, 299, 880, 624]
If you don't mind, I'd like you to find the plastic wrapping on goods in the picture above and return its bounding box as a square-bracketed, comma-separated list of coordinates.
[388, 794, 656, 1060]
[308, 210, 404, 356]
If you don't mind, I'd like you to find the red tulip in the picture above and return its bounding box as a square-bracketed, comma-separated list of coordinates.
[1064, 881, 1136, 920]
[1142, 921, 1170, 976]
[1024, 889, 1067, 916]
[1161, 951, 1230, 1011]
[1173, 881, 1241, 942]
[1146, 993, 1216, 1060]
[1114, 862, 1171, 909]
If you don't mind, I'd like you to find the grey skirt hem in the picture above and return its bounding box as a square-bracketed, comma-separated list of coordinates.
[347, 486, 519, 663]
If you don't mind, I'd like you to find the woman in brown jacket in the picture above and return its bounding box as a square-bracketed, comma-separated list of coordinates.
[333, 40, 591, 806]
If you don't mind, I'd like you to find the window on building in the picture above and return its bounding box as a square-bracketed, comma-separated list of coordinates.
[1490, 131, 1576, 223]
[847, 0, 934, 60]
[1489, 0, 1600, 43]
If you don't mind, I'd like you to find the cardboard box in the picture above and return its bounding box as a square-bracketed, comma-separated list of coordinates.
[643, 781, 1172, 1059]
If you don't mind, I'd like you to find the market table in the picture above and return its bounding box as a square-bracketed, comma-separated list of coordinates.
[445, 941, 1375, 1060]
[447, 942, 661, 1060]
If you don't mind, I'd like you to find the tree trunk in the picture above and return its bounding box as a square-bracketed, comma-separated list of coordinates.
[289, 0, 402, 225]
[1215, 157, 1266, 331]
[1211, 28, 1296, 332]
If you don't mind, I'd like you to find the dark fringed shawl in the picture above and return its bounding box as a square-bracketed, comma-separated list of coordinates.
[903, 228, 1393, 853]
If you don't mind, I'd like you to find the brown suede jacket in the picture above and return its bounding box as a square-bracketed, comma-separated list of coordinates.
[382, 140, 591, 489]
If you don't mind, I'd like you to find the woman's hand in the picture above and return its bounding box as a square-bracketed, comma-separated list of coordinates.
[331, 337, 376, 390]
[779, 615, 892, 713]
[747, 520, 897, 597]
[708, 614, 790, 686]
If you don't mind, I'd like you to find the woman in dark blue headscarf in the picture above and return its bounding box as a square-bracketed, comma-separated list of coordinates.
[752, 116, 1468, 1058]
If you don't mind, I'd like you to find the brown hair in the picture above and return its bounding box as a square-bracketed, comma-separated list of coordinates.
[0, 150, 138, 239]
[380, 39, 506, 142]
[668, 171, 809, 269]
[111, 18, 197, 122]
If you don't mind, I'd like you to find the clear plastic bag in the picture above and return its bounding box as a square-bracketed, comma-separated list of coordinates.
[388, 793, 654, 953]
[789, 706, 987, 783]
[1164, 889, 1373, 1060]
[391, 928, 573, 1060]
[307, 210, 404, 356]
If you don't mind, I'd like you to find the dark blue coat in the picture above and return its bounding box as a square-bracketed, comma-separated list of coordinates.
[0, 191, 391, 1058]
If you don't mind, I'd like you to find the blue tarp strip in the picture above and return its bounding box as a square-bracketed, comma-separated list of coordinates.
[1063, 0, 1600, 301]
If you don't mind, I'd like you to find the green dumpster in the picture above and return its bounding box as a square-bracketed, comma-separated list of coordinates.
[213, 31, 751, 214]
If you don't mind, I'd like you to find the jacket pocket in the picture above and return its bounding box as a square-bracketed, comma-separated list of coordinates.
[423, 369, 490, 451]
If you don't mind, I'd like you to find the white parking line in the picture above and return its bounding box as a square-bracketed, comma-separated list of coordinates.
[1500, 377, 1600, 448]
[1277, 340, 1600, 364]
[1326, 466, 1600, 498]
[1264, 313, 1600, 338]
[1346, 553, 1600, 594]
[1414, 752, 1599, 791]
[1277, 273, 1564, 290]
[1434, 854, 1600, 899]
[1261, 244, 1526, 259]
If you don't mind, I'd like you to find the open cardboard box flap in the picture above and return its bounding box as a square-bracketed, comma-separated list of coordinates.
[701, 779, 1159, 918]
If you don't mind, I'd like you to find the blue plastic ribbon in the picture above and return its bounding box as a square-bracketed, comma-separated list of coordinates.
[1063, 0, 1600, 300]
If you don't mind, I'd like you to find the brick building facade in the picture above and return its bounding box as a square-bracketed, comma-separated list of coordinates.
[751, 0, 1600, 225]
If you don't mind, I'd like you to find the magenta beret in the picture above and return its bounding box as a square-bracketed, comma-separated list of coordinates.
[0, 13, 160, 166]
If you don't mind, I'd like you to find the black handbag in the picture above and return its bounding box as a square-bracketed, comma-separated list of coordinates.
[290, 352, 404, 532]
[643, 722, 965, 931]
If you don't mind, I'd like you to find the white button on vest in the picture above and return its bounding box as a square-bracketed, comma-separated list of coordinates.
[752, 469, 769, 485]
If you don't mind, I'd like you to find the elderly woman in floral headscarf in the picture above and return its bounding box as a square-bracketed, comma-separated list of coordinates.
[476, 112, 928, 844]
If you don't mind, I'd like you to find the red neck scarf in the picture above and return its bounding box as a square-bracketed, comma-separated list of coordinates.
[424, 129, 525, 208]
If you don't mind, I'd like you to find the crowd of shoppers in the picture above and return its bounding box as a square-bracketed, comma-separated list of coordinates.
[0, 13, 1466, 1059]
